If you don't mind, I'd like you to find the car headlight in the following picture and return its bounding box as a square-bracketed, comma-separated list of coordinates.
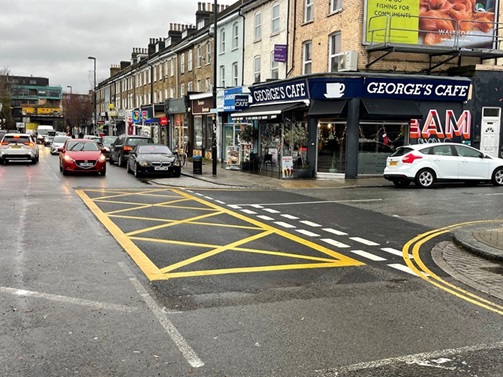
[63, 155, 74, 162]
[139, 160, 149, 167]
[99, 155, 106, 162]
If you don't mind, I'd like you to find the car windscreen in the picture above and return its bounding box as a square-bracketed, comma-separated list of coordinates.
[127, 138, 151, 146]
[103, 136, 117, 144]
[3, 136, 31, 143]
[138, 145, 172, 154]
[53, 136, 69, 143]
[390, 147, 414, 157]
[67, 141, 99, 151]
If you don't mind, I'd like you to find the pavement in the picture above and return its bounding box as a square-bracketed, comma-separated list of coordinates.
[153, 160, 503, 301]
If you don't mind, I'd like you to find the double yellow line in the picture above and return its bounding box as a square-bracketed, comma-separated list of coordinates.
[403, 220, 503, 315]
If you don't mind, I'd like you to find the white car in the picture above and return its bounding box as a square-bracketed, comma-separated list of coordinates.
[50, 135, 70, 155]
[0, 133, 40, 164]
[383, 142, 503, 188]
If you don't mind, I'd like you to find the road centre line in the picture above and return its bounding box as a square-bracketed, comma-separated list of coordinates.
[0, 286, 136, 313]
[350, 250, 386, 261]
[257, 215, 275, 221]
[118, 262, 204, 368]
[281, 214, 299, 219]
[321, 239, 350, 248]
[274, 221, 296, 229]
[300, 220, 322, 227]
[239, 199, 383, 206]
[228, 204, 241, 209]
[215, 200, 226, 204]
[350, 237, 380, 246]
[263, 208, 280, 213]
[250, 204, 264, 208]
[241, 209, 257, 215]
[295, 229, 321, 237]
[322, 228, 348, 236]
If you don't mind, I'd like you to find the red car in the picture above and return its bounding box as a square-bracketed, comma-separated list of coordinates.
[59, 139, 107, 176]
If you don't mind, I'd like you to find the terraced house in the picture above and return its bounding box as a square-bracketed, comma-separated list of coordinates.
[95, 0, 503, 179]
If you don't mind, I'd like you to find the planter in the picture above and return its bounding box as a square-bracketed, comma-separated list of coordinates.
[294, 168, 314, 179]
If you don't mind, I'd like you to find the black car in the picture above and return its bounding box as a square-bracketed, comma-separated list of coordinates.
[109, 134, 152, 167]
[126, 144, 181, 178]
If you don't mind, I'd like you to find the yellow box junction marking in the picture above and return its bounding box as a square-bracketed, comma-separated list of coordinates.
[77, 188, 363, 281]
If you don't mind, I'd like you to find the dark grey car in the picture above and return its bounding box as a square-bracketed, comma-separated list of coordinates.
[109, 134, 152, 167]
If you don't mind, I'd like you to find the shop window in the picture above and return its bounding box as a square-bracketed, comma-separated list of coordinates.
[194, 116, 203, 149]
[316, 122, 346, 174]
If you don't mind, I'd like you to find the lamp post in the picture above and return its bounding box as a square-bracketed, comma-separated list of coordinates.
[87, 56, 97, 135]
[212, 0, 218, 175]
[66, 85, 72, 94]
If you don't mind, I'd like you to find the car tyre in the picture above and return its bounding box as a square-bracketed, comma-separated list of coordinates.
[118, 152, 125, 167]
[100, 168, 106, 176]
[62, 168, 68, 176]
[134, 163, 143, 178]
[127, 161, 133, 174]
[491, 167, 503, 186]
[392, 179, 410, 188]
[415, 169, 435, 188]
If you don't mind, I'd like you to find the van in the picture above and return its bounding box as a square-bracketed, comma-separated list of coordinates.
[36, 125, 54, 144]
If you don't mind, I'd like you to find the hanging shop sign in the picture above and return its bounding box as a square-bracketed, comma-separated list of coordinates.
[132, 108, 141, 124]
[222, 87, 250, 111]
[250, 79, 308, 105]
[274, 44, 288, 63]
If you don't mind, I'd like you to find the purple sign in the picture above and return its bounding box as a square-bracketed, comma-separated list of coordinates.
[274, 44, 287, 63]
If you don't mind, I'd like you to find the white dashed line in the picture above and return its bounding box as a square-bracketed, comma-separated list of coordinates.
[195, 193, 204, 196]
[263, 208, 280, 213]
[381, 247, 413, 258]
[281, 214, 299, 220]
[257, 215, 275, 221]
[321, 238, 350, 248]
[300, 220, 322, 227]
[215, 200, 226, 205]
[250, 204, 264, 208]
[241, 209, 257, 215]
[228, 204, 242, 209]
[274, 221, 296, 229]
[295, 229, 320, 237]
[388, 263, 418, 276]
[203, 196, 213, 200]
[322, 228, 348, 236]
[350, 250, 386, 261]
[350, 237, 379, 246]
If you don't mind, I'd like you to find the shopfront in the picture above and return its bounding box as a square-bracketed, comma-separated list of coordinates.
[190, 94, 215, 159]
[231, 74, 471, 179]
[165, 98, 188, 154]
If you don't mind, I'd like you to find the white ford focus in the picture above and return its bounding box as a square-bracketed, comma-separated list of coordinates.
[383, 142, 503, 188]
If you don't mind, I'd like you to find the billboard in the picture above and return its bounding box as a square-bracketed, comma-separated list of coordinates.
[364, 0, 498, 49]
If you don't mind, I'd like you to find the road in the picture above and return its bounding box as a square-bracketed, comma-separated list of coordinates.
[0, 146, 502, 376]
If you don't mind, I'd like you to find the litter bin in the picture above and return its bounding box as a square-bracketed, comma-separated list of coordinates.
[193, 156, 202, 174]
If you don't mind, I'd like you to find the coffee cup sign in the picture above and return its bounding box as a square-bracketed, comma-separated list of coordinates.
[325, 82, 346, 98]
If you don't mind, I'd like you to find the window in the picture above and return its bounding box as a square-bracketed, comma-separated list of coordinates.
[206, 41, 212, 64]
[271, 51, 279, 79]
[232, 22, 239, 49]
[304, 0, 314, 23]
[188, 81, 193, 92]
[302, 41, 312, 74]
[232, 62, 238, 86]
[180, 83, 185, 96]
[329, 32, 341, 72]
[330, 0, 342, 13]
[197, 46, 203, 67]
[206, 78, 211, 92]
[271, 3, 280, 34]
[170, 59, 174, 76]
[197, 80, 201, 91]
[188, 50, 193, 71]
[254, 56, 261, 83]
[220, 65, 225, 88]
[254, 11, 262, 41]
[220, 29, 226, 53]
[180, 53, 185, 74]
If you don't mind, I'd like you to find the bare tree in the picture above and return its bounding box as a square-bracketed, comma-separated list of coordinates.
[0, 67, 14, 129]
[64, 93, 93, 134]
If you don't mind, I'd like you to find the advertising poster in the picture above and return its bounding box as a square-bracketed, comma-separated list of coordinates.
[282, 156, 294, 179]
[365, 0, 497, 49]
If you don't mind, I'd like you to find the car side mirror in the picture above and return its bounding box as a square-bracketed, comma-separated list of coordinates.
[57, 147, 64, 152]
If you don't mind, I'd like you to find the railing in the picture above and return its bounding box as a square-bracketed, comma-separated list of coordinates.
[367, 14, 503, 52]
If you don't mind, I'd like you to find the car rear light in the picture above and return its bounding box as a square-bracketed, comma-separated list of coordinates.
[123, 146, 133, 151]
[402, 153, 423, 164]
[1, 141, 8, 145]
[23, 142, 35, 147]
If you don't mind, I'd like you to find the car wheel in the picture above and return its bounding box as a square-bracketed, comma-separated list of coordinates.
[127, 161, 133, 174]
[100, 168, 106, 176]
[415, 169, 435, 188]
[118, 153, 125, 167]
[134, 163, 142, 178]
[392, 179, 410, 188]
[62, 168, 68, 176]
[491, 167, 503, 186]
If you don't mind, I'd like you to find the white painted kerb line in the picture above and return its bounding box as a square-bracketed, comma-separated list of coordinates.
[119, 262, 204, 368]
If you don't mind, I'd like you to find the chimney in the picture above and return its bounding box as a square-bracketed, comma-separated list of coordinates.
[148, 38, 156, 56]
[110, 64, 120, 77]
[120, 61, 131, 70]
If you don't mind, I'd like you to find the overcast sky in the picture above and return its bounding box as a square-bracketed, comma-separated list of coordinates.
[0, 0, 236, 95]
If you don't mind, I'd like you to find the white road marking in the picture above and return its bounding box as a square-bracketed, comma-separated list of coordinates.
[381, 247, 414, 259]
[322, 228, 348, 236]
[257, 215, 275, 221]
[281, 214, 299, 220]
[250, 204, 264, 208]
[274, 221, 296, 229]
[0, 286, 136, 312]
[241, 209, 257, 215]
[250, 199, 383, 206]
[350, 250, 386, 261]
[321, 238, 350, 248]
[321, 341, 503, 374]
[388, 263, 417, 276]
[203, 196, 213, 200]
[299, 220, 322, 227]
[195, 193, 204, 197]
[350, 237, 379, 246]
[215, 200, 226, 205]
[228, 204, 241, 209]
[295, 229, 320, 237]
[263, 208, 280, 213]
[119, 263, 204, 368]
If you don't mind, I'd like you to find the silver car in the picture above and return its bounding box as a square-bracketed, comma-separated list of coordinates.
[50, 135, 70, 155]
[0, 133, 40, 164]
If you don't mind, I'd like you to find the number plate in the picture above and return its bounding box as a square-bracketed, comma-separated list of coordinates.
[154, 166, 169, 171]
[11, 145, 21, 149]
[80, 162, 94, 167]
[389, 161, 398, 166]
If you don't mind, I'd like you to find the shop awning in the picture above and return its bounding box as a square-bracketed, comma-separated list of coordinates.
[231, 102, 307, 120]
[361, 98, 423, 120]
[308, 100, 347, 116]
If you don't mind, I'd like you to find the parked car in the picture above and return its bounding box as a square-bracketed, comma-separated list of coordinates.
[127, 144, 181, 178]
[101, 135, 118, 159]
[50, 135, 70, 155]
[0, 133, 39, 164]
[383, 142, 503, 188]
[109, 134, 153, 167]
[58, 138, 106, 176]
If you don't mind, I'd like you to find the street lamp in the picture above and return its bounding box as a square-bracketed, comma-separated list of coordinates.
[66, 85, 72, 94]
[87, 56, 97, 134]
[212, 0, 218, 175]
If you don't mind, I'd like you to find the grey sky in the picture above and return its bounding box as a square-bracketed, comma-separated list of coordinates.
[0, 0, 235, 95]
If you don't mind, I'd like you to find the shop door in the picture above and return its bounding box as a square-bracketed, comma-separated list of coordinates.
[224, 124, 241, 168]
[480, 107, 501, 158]
[316, 122, 346, 174]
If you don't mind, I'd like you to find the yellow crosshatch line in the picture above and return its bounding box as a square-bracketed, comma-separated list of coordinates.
[76, 188, 364, 281]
